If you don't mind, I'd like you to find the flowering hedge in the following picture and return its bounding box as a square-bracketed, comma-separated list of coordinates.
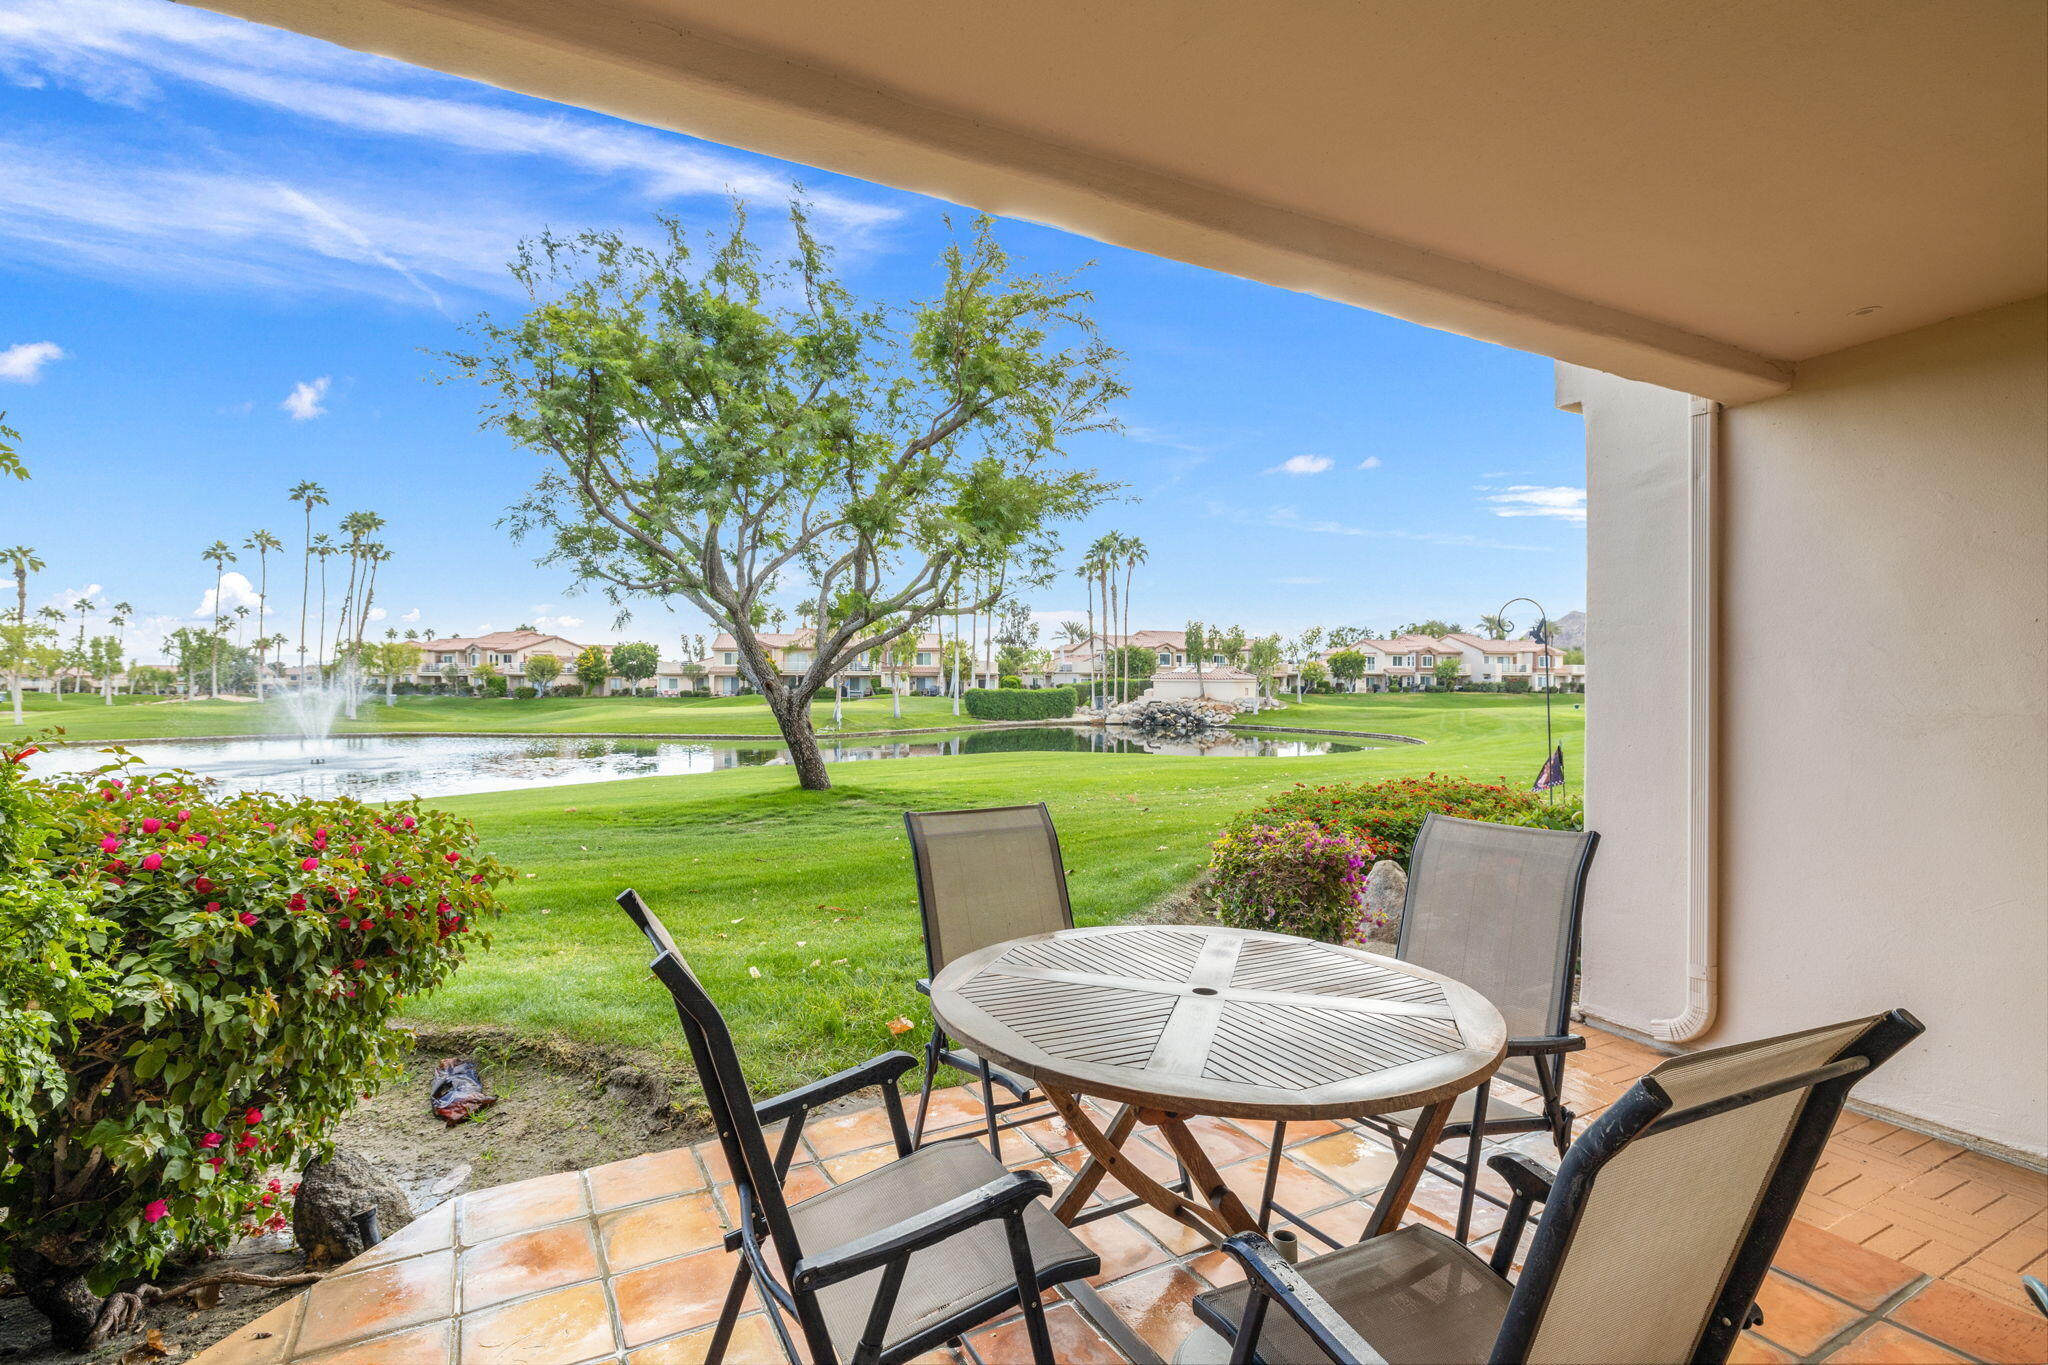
[1228, 774, 1583, 866]
[0, 746, 510, 1347]
[1207, 819, 1382, 943]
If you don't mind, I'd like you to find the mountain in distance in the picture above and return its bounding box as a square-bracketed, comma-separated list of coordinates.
[1525, 610, 1586, 651]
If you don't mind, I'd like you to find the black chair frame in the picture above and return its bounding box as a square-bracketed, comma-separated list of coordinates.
[1204, 1009, 1925, 1364]
[619, 889, 1088, 1365]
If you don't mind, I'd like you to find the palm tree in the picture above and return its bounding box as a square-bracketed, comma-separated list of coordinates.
[1085, 535, 1118, 702]
[244, 529, 282, 698]
[1479, 613, 1512, 640]
[1119, 535, 1147, 700]
[1075, 551, 1101, 708]
[310, 534, 335, 674]
[4, 545, 43, 724]
[66, 596, 96, 694]
[199, 541, 235, 696]
[105, 602, 132, 704]
[287, 480, 328, 687]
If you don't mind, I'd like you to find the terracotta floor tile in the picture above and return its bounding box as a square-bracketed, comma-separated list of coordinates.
[1823, 1321, 1972, 1363]
[1402, 1172, 1506, 1237]
[1176, 1115, 1272, 1166]
[1016, 1113, 1082, 1156]
[599, 1193, 728, 1272]
[460, 1172, 590, 1245]
[1771, 1219, 1922, 1311]
[1971, 1217, 2048, 1273]
[1890, 1278, 2048, 1363]
[918, 1084, 999, 1135]
[1218, 1154, 1347, 1217]
[588, 1146, 708, 1212]
[348, 1201, 458, 1271]
[1289, 1129, 1399, 1193]
[1944, 1257, 2041, 1309]
[459, 1280, 616, 1365]
[299, 1319, 453, 1364]
[295, 1249, 456, 1356]
[1073, 1213, 1170, 1284]
[460, 1221, 603, 1313]
[1125, 1204, 1220, 1258]
[800, 1106, 901, 1159]
[612, 1247, 743, 1347]
[968, 1301, 1125, 1363]
[1750, 1272, 1865, 1357]
[626, 1312, 782, 1364]
[822, 1146, 895, 1183]
[1093, 1264, 1206, 1361]
[692, 1141, 731, 1185]
[190, 1296, 303, 1364]
[1727, 1333, 1795, 1363]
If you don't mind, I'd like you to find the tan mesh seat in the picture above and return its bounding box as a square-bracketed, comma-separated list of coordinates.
[1373, 1087, 1541, 1133]
[794, 1139, 1095, 1358]
[616, 889, 1098, 1364]
[904, 804, 1075, 1153]
[1194, 1226, 1510, 1364]
[1193, 1010, 1924, 1364]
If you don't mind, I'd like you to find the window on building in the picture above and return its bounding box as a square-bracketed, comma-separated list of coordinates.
[721, 651, 737, 665]
[916, 652, 933, 666]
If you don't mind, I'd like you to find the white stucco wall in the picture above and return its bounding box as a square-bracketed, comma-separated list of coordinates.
[1562, 295, 2048, 1159]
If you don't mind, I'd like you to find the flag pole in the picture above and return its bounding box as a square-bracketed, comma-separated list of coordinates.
[1496, 596, 1558, 803]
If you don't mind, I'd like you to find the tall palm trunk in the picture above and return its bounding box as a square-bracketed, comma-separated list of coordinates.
[298, 511, 312, 689]
[254, 549, 269, 700]
[10, 572, 25, 726]
[208, 567, 223, 697]
[1121, 558, 1135, 698]
[1083, 593, 1096, 711]
[316, 555, 329, 675]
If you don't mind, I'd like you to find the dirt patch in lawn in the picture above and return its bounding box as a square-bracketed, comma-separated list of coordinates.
[0, 1026, 699, 1364]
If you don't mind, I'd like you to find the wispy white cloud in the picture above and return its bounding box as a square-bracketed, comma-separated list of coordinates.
[534, 613, 584, 631]
[366, 606, 386, 622]
[1120, 423, 1212, 453]
[401, 608, 421, 622]
[0, 340, 65, 382]
[1357, 456, 1382, 470]
[1483, 485, 1586, 523]
[282, 377, 330, 421]
[1205, 502, 1549, 553]
[1268, 454, 1333, 476]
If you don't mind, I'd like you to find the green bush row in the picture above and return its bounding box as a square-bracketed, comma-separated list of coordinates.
[962, 685, 1077, 720]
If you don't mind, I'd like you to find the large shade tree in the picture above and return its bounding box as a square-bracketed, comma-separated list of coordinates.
[450, 205, 1123, 788]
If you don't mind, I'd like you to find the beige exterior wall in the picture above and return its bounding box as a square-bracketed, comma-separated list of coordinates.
[1563, 296, 2048, 1159]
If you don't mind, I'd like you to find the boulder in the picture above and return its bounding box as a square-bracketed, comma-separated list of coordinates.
[293, 1149, 413, 1264]
[1361, 860, 1408, 942]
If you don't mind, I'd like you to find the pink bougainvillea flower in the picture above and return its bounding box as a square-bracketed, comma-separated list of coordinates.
[300, 857, 319, 871]
[239, 911, 257, 926]
[99, 834, 120, 854]
[444, 852, 460, 864]
[469, 874, 485, 884]
[236, 1132, 259, 1151]
[140, 852, 163, 872]
[200, 1131, 224, 1149]
[143, 1199, 169, 1223]
[188, 833, 210, 847]
[193, 876, 215, 893]
[287, 894, 306, 911]
[140, 816, 162, 834]
[244, 1107, 264, 1126]
[401, 815, 416, 830]
[204, 901, 221, 913]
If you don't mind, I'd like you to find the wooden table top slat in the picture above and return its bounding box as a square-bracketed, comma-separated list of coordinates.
[931, 924, 1507, 1121]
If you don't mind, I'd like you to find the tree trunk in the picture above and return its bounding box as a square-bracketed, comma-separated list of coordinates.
[768, 687, 832, 790]
[13, 1249, 103, 1351]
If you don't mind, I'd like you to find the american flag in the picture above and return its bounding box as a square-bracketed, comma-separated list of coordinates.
[1534, 745, 1566, 792]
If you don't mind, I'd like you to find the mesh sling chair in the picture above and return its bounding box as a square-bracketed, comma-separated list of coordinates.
[1309, 814, 1600, 1245]
[904, 804, 1076, 1155]
[1188, 1009, 1924, 1365]
[617, 890, 1099, 1364]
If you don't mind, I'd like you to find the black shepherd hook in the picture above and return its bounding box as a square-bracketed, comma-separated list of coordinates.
[1495, 597, 1558, 800]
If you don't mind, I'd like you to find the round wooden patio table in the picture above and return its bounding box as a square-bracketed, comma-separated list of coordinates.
[930, 923, 1506, 1243]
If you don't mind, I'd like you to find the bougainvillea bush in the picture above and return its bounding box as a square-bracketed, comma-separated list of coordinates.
[1207, 819, 1382, 944]
[1229, 774, 1583, 866]
[0, 746, 510, 1347]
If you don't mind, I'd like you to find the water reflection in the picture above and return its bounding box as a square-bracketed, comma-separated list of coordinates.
[24, 726, 1371, 802]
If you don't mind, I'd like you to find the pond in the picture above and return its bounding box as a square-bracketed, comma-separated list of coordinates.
[25, 726, 1377, 802]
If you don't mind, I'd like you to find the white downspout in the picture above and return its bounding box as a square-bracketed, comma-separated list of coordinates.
[1652, 396, 1721, 1042]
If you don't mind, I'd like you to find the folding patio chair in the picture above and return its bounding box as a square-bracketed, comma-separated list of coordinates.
[1317, 814, 1600, 1244]
[1192, 1009, 1924, 1364]
[618, 889, 1098, 1364]
[903, 804, 1075, 1155]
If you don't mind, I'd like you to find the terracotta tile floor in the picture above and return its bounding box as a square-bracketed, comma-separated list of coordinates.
[194, 1026, 2048, 1364]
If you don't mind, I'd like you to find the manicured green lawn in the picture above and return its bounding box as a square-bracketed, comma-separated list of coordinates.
[422, 693, 1582, 1092]
[8, 692, 991, 744]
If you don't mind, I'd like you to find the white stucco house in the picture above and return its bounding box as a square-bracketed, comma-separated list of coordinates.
[1143, 665, 1257, 703]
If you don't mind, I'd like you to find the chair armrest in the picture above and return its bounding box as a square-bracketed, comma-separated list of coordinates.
[1506, 1034, 1586, 1057]
[791, 1170, 1052, 1291]
[755, 1051, 918, 1128]
[1218, 1233, 1390, 1365]
[1487, 1152, 1557, 1202]
[1485, 1153, 1558, 1274]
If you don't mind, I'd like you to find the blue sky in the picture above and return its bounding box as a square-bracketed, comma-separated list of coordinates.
[0, 0, 1586, 663]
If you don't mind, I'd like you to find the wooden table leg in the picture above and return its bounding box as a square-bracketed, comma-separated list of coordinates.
[1151, 1114, 1261, 1236]
[1362, 1097, 1451, 1239]
[1042, 1087, 1229, 1240]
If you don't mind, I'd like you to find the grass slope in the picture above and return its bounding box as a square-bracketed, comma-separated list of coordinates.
[9, 692, 994, 744]
[424, 694, 1580, 1092]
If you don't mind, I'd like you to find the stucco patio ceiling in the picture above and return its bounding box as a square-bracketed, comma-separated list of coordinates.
[192, 0, 2046, 404]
